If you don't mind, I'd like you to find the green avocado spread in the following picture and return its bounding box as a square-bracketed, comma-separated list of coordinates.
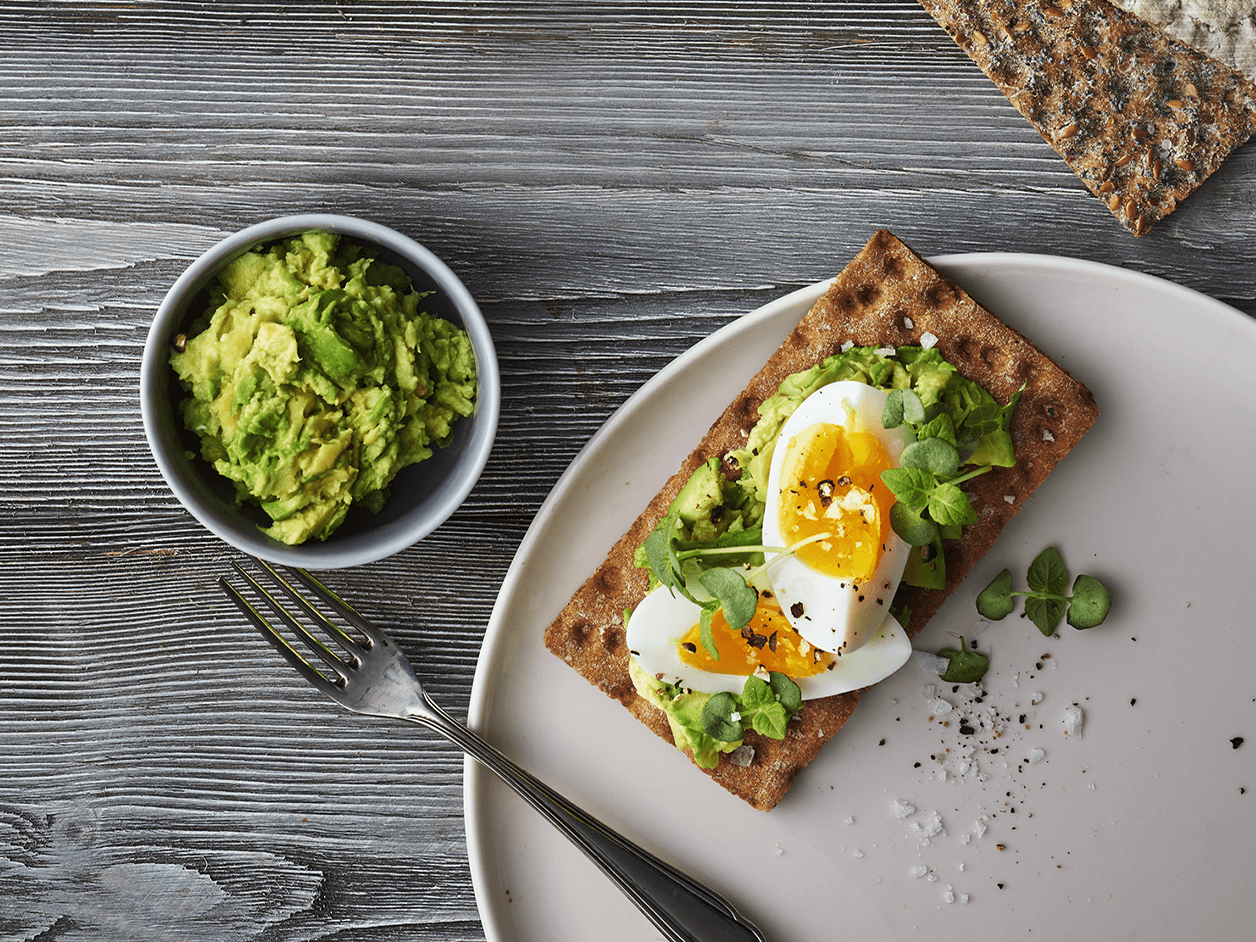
[169, 230, 477, 545]
[628, 344, 1019, 765]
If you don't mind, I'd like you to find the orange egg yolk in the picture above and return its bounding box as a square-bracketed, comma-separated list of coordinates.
[776, 421, 895, 584]
[676, 597, 835, 678]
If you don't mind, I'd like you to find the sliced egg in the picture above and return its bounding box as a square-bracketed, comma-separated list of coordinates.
[627, 584, 911, 699]
[761, 380, 912, 656]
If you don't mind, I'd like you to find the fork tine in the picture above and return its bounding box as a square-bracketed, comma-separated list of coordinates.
[284, 565, 387, 647]
[229, 560, 358, 673]
[248, 560, 368, 657]
[218, 574, 346, 698]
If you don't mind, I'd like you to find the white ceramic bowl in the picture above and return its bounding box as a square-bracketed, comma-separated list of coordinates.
[140, 214, 499, 568]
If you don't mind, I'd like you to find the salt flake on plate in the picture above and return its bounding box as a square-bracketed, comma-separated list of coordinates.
[1064, 705, 1084, 738]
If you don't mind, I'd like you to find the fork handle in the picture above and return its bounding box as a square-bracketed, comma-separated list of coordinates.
[409, 696, 768, 942]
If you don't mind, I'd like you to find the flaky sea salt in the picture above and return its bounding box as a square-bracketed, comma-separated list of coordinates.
[930, 698, 954, 717]
[910, 865, 928, 878]
[920, 331, 938, 349]
[894, 800, 916, 819]
[1064, 705, 1084, 738]
[912, 650, 951, 675]
[1027, 747, 1045, 764]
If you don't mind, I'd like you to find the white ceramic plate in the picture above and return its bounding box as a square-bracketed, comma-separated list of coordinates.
[465, 255, 1256, 941]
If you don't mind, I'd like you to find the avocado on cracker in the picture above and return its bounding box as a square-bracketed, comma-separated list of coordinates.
[544, 230, 1099, 811]
[170, 230, 477, 545]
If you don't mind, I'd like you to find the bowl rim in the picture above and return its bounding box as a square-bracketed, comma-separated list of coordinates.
[140, 213, 500, 569]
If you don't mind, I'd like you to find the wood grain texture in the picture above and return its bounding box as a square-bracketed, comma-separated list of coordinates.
[2, 1, 1253, 939]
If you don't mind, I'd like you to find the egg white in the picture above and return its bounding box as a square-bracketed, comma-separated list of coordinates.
[761, 380, 912, 656]
[626, 584, 911, 699]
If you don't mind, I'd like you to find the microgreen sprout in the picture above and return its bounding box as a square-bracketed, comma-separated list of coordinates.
[700, 671, 803, 742]
[642, 527, 832, 660]
[936, 636, 989, 683]
[976, 546, 1112, 636]
[879, 385, 1023, 551]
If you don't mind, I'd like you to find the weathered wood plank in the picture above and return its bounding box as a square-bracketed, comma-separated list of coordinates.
[2, 2, 1254, 939]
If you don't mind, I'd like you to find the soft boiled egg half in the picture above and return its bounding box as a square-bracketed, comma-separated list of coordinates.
[761, 380, 912, 656]
[627, 380, 915, 700]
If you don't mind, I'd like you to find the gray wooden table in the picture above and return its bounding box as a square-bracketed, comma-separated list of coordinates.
[4, 2, 1253, 939]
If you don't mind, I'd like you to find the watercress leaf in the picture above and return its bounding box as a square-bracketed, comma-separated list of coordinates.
[900, 388, 926, 424]
[699, 567, 758, 631]
[643, 529, 676, 589]
[1027, 546, 1069, 596]
[700, 692, 743, 742]
[918, 413, 958, 447]
[890, 501, 940, 547]
[698, 606, 719, 660]
[938, 638, 990, 683]
[768, 671, 803, 713]
[741, 674, 774, 711]
[975, 568, 1015, 620]
[751, 701, 789, 739]
[1025, 595, 1067, 637]
[927, 482, 979, 527]
[957, 398, 1002, 439]
[902, 437, 960, 477]
[882, 389, 906, 429]
[883, 388, 925, 429]
[880, 466, 935, 510]
[1067, 574, 1112, 629]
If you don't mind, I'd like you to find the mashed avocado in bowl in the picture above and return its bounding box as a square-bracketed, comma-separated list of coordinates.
[141, 215, 499, 567]
[171, 229, 476, 545]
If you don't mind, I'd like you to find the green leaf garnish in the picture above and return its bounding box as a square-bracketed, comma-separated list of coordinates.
[880, 383, 1020, 552]
[937, 637, 989, 683]
[975, 568, 1015, 620]
[700, 692, 743, 742]
[902, 437, 960, 478]
[701, 672, 804, 743]
[890, 501, 940, 547]
[769, 671, 803, 713]
[880, 466, 935, 511]
[1025, 596, 1069, 636]
[976, 547, 1112, 637]
[927, 482, 979, 527]
[883, 388, 925, 429]
[698, 566, 759, 633]
[1066, 574, 1112, 629]
[1027, 546, 1069, 596]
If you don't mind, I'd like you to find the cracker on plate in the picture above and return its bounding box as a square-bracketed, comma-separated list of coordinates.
[916, 0, 1256, 235]
[544, 230, 1099, 810]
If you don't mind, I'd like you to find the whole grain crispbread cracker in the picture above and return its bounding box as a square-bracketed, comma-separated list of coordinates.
[916, 0, 1256, 235]
[1110, 0, 1256, 80]
[544, 230, 1099, 811]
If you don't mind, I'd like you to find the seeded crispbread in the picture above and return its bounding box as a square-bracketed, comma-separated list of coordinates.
[916, 0, 1256, 236]
[544, 230, 1099, 811]
[1109, 0, 1256, 79]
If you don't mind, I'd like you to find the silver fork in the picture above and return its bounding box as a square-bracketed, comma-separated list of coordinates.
[220, 558, 768, 942]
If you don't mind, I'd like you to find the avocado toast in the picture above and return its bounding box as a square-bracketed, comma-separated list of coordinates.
[544, 230, 1099, 810]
